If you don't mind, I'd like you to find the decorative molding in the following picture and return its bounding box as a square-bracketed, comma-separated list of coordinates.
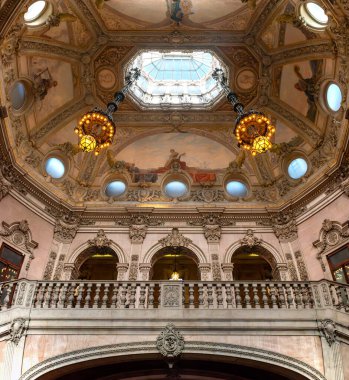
[294, 251, 309, 281]
[129, 224, 147, 243]
[285, 253, 298, 281]
[9, 318, 28, 345]
[54, 217, 80, 244]
[313, 219, 349, 271]
[0, 220, 38, 270]
[189, 213, 235, 242]
[211, 254, 222, 281]
[319, 319, 337, 347]
[53, 254, 66, 280]
[18, 341, 327, 380]
[0, 175, 10, 201]
[156, 323, 184, 358]
[88, 229, 112, 247]
[239, 229, 262, 248]
[159, 228, 192, 248]
[128, 254, 138, 281]
[160, 285, 182, 309]
[43, 251, 57, 280]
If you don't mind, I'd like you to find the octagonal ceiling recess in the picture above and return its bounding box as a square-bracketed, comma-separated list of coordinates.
[127, 50, 227, 109]
[0, 0, 347, 213]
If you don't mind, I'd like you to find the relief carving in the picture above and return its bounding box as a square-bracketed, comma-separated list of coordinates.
[9, 318, 28, 345]
[88, 229, 112, 247]
[156, 323, 184, 358]
[43, 251, 57, 280]
[159, 228, 192, 248]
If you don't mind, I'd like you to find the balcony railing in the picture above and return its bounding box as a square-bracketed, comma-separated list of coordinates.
[0, 279, 348, 311]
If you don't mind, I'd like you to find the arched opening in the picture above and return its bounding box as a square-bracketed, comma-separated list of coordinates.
[33, 352, 315, 380]
[232, 246, 275, 281]
[150, 246, 200, 281]
[76, 246, 119, 281]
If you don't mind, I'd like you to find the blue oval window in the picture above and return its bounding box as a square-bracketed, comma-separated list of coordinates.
[288, 158, 308, 179]
[105, 181, 126, 197]
[10, 82, 26, 111]
[165, 181, 188, 198]
[45, 157, 65, 179]
[226, 181, 248, 197]
[326, 83, 342, 112]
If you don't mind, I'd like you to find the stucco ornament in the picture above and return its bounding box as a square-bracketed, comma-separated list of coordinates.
[240, 229, 261, 248]
[319, 319, 337, 346]
[88, 229, 112, 247]
[159, 228, 192, 248]
[9, 318, 28, 345]
[129, 224, 147, 243]
[156, 323, 184, 358]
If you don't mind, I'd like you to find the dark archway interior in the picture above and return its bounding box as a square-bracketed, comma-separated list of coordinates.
[232, 246, 273, 281]
[47, 355, 309, 380]
[150, 246, 200, 281]
[78, 246, 119, 281]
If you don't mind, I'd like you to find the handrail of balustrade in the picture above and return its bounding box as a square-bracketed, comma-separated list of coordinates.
[0, 279, 348, 312]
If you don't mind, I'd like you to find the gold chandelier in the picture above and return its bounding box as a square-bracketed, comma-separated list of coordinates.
[75, 68, 140, 155]
[213, 69, 275, 155]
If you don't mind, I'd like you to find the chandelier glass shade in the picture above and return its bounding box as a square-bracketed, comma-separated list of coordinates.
[213, 69, 275, 155]
[75, 68, 140, 155]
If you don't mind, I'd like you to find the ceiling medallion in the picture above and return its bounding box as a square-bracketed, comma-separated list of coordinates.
[213, 68, 275, 156]
[75, 68, 140, 155]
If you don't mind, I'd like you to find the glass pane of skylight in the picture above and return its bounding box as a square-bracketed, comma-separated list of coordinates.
[128, 50, 226, 109]
[288, 158, 308, 179]
[326, 83, 342, 112]
[45, 157, 65, 179]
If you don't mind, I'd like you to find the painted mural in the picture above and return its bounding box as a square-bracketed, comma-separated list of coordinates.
[279, 59, 322, 122]
[113, 133, 235, 184]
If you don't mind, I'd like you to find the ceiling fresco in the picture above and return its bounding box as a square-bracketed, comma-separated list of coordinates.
[0, 0, 347, 213]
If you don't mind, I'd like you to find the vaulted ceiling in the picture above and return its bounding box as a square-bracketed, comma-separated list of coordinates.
[0, 0, 348, 216]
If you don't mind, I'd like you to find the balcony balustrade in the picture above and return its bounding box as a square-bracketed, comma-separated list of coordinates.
[0, 279, 348, 311]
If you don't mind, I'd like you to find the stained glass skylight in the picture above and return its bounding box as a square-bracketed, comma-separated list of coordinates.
[127, 50, 227, 109]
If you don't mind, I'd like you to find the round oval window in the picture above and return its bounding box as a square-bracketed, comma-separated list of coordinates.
[225, 180, 248, 197]
[288, 158, 308, 179]
[326, 83, 342, 112]
[105, 181, 126, 197]
[305, 2, 328, 24]
[45, 157, 65, 179]
[24, 1, 47, 22]
[10, 82, 26, 111]
[164, 181, 188, 198]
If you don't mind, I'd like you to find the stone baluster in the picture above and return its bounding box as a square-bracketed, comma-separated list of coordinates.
[120, 283, 128, 308]
[260, 283, 268, 308]
[182, 283, 186, 308]
[67, 282, 76, 308]
[252, 283, 260, 309]
[3, 282, 14, 310]
[234, 284, 242, 308]
[157, 284, 161, 308]
[58, 282, 68, 308]
[37, 283, 46, 308]
[129, 283, 136, 309]
[293, 284, 302, 308]
[225, 283, 233, 309]
[300, 284, 309, 309]
[139, 283, 146, 308]
[216, 283, 223, 309]
[188, 283, 195, 309]
[93, 283, 101, 309]
[243, 284, 251, 309]
[44, 282, 53, 308]
[198, 283, 205, 309]
[148, 283, 155, 309]
[102, 284, 110, 308]
[207, 283, 214, 309]
[269, 284, 278, 309]
[76, 283, 83, 308]
[286, 284, 294, 308]
[52, 283, 60, 308]
[84, 283, 92, 308]
[277, 283, 286, 308]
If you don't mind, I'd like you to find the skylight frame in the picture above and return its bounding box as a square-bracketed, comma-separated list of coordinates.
[126, 49, 229, 110]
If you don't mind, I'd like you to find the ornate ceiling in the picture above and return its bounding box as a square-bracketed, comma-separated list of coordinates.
[0, 0, 348, 217]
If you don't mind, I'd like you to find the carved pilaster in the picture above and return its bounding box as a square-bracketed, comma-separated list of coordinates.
[221, 263, 234, 281]
[117, 263, 129, 280]
[63, 263, 78, 280]
[53, 254, 66, 280]
[294, 251, 309, 280]
[273, 263, 289, 281]
[139, 263, 152, 281]
[198, 263, 211, 281]
[43, 251, 57, 280]
[285, 253, 298, 281]
[211, 254, 222, 281]
[128, 255, 139, 281]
